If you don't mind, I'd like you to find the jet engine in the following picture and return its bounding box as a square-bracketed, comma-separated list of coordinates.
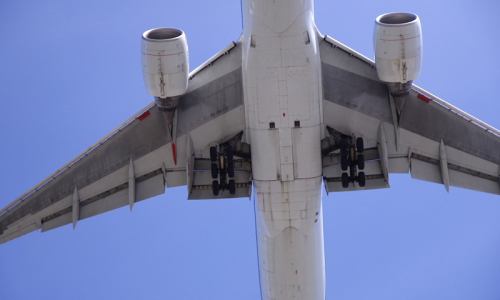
[141, 28, 189, 98]
[373, 13, 422, 116]
[141, 28, 189, 165]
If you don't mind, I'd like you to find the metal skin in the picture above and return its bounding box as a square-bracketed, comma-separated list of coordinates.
[373, 12, 422, 84]
[373, 13, 422, 118]
[141, 28, 189, 98]
[241, 0, 325, 299]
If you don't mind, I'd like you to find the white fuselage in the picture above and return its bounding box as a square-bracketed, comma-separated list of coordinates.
[241, 0, 325, 299]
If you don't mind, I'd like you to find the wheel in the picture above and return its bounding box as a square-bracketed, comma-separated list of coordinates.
[226, 146, 234, 162]
[340, 138, 348, 155]
[210, 146, 217, 162]
[341, 155, 348, 171]
[357, 154, 365, 170]
[227, 162, 235, 178]
[341, 173, 349, 188]
[356, 137, 364, 153]
[211, 163, 218, 179]
[228, 180, 236, 195]
[212, 180, 219, 196]
[358, 172, 366, 187]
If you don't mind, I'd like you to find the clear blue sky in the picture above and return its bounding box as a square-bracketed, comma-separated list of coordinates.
[1, 1, 500, 299]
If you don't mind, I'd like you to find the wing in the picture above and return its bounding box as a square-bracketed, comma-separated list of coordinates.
[0, 41, 249, 244]
[319, 35, 500, 194]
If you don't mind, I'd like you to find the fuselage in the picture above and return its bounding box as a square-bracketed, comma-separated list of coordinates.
[240, 0, 326, 299]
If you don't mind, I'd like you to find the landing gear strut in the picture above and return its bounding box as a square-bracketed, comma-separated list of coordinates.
[210, 145, 236, 196]
[340, 136, 366, 188]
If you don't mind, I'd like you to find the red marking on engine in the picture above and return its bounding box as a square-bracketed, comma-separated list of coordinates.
[172, 143, 177, 165]
[283, 113, 285, 117]
[138, 110, 151, 121]
[417, 94, 431, 103]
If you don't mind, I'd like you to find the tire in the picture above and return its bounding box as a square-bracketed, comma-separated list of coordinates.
[356, 137, 364, 153]
[228, 180, 236, 195]
[226, 146, 234, 162]
[212, 180, 219, 196]
[357, 154, 365, 170]
[341, 173, 349, 188]
[358, 172, 366, 187]
[228, 162, 235, 178]
[341, 156, 348, 171]
[340, 138, 348, 155]
[211, 163, 218, 179]
[210, 146, 217, 162]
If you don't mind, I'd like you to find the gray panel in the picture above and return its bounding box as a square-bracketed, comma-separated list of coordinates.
[325, 179, 389, 193]
[401, 90, 500, 165]
[41, 210, 73, 232]
[1, 108, 168, 236]
[188, 187, 251, 200]
[323, 160, 382, 178]
[177, 68, 243, 137]
[165, 170, 187, 188]
[192, 170, 250, 186]
[41, 173, 165, 232]
[0, 222, 37, 245]
[321, 63, 500, 165]
[322, 62, 393, 125]
[449, 169, 500, 195]
[410, 157, 500, 195]
[1, 61, 244, 237]
[410, 158, 442, 184]
[389, 157, 410, 174]
[188, 170, 251, 200]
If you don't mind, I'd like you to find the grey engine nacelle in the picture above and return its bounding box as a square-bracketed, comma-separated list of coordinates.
[373, 13, 422, 115]
[141, 28, 189, 99]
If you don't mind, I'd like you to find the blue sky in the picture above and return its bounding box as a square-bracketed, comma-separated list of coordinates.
[1, 0, 500, 299]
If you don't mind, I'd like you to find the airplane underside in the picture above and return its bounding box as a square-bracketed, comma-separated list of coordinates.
[3, 1, 500, 300]
[241, 0, 326, 298]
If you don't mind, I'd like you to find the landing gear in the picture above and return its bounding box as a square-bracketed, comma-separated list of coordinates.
[210, 146, 217, 162]
[340, 138, 349, 155]
[358, 172, 366, 187]
[227, 162, 235, 178]
[339, 136, 366, 188]
[211, 145, 237, 196]
[341, 173, 349, 188]
[211, 163, 218, 179]
[357, 154, 365, 170]
[356, 137, 364, 153]
[341, 156, 348, 171]
[228, 180, 236, 195]
[212, 180, 219, 196]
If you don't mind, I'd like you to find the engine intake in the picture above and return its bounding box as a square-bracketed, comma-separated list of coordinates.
[141, 28, 189, 98]
[373, 12, 422, 84]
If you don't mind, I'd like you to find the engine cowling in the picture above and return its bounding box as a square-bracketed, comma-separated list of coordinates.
[373, 12, 422, 84]
[141, 28, 189, 98]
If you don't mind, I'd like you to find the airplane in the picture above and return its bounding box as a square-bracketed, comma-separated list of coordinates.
[1, 1, 500, 299]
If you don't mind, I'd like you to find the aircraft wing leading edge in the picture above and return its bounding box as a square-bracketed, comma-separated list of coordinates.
[0, 41, 247, 245]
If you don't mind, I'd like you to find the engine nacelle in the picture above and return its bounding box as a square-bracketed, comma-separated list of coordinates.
[373, 13, 422, 84]
[141, 28, 189, 98]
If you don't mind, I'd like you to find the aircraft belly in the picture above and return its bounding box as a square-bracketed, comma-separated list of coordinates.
[243, 10, 322, 182]
[254, 178, 325, 300]
[242, 2, 325, 299]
